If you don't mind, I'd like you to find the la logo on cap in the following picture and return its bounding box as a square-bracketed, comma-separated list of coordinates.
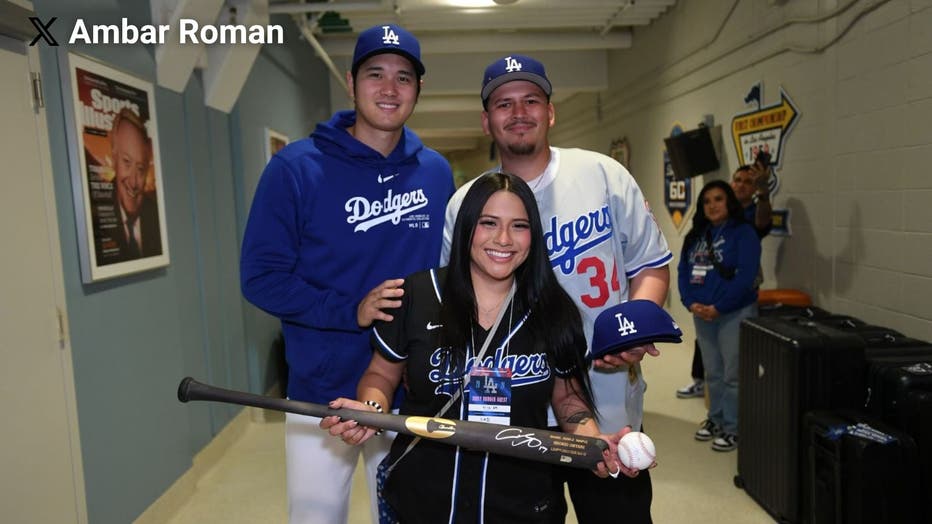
[614, 313, 638, 337]
[505, 56, 522, 73]
[381, 25, 400, 45]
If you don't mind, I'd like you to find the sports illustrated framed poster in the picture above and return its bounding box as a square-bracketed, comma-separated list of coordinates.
[264, 127, 289, 163]
[60, 52, 169, 283]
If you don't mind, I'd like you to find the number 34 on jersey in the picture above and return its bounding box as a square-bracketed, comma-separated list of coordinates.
[576, 256, 620, 308]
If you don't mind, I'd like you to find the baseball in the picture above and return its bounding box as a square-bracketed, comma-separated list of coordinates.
[617, 431, 656, 470]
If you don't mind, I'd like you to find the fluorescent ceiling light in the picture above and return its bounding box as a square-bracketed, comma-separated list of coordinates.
[444, 0, 499, 7]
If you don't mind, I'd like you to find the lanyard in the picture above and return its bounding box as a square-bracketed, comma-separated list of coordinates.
[385, 280, 517, 473]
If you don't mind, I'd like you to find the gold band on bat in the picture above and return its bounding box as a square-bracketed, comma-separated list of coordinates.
[405, 417, 459, 439]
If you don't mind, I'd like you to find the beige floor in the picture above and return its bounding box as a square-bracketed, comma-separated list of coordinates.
[165, 339, 775, 523]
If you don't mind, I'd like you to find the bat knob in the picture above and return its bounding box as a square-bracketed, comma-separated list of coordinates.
[178, 377, 194, 402]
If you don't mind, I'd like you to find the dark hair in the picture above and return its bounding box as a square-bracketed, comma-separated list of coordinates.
[441, 172, 596, 414]
[732, 165, 753, 178]
[683, 180, 745, 251]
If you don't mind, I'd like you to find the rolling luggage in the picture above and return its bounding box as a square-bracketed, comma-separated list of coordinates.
[736, 317, 866, 524]
[903, 389, 932, 523]
[861, 333, 932, 359]
[756, 304, 831, 319]
[803, 410, 920, 524]
[866, 358, 932, 421]
[808, 314, 865, 330]
[865, 357, 932, 523]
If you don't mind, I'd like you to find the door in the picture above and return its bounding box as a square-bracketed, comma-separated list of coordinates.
[0, 38, 88, 522]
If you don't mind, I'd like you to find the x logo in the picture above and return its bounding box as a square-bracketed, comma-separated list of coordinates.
[29, 17, 58, 46]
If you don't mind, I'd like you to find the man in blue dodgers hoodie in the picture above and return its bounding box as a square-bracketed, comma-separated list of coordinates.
[240, 24, 454, 524]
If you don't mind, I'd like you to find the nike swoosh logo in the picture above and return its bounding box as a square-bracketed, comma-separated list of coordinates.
[426, 322, 442, 330]
[378, 173, 397, 183]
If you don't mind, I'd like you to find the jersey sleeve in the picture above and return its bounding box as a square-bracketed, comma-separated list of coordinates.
[605, 160, 673, 279]
[371, 278, 415, 362]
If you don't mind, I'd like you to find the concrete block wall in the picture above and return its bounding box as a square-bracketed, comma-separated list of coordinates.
[548, 0, 932, 341]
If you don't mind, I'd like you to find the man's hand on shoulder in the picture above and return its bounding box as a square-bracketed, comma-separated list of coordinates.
[357, 278, 405, 328]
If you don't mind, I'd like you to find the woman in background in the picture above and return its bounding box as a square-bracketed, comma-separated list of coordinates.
[678, 180, 761, 453]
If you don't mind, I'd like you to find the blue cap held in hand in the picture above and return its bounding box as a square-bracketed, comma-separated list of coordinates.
[481, 54, 552, 106]
[352, 24, 425, 76]
[590, 300, 683, 360]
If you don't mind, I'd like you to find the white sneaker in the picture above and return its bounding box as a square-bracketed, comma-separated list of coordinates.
[711, 433, 738, 452]
[676, 380, 704, 399]
[694, 419, 720, 441]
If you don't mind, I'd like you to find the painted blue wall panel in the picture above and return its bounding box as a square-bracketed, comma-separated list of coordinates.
[29, 2, 331, 522]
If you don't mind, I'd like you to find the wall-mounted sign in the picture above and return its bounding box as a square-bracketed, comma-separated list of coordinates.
[731, 84, 800, 197]
[663, 124, 693, 232]
[770, 208, 791, 236]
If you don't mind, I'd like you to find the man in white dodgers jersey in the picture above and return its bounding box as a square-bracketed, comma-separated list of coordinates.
[441, 54, 672, 524]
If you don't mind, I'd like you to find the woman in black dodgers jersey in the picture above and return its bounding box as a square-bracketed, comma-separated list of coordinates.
[322, 172, 634, 523]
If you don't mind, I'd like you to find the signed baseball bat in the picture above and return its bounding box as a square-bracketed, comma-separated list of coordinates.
[178, 377, 607, 470]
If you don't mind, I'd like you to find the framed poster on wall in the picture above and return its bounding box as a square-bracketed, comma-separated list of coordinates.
[60, 52, 169, 283]
[264, 127, 289, 163]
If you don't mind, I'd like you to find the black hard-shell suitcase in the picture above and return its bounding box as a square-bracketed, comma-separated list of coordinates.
[808, 314, 865, 330]
[866, 359, 932, 422]
[862, 333, 932, 359]
[861, 342, 932, 409]
[803, 410, 920, 524]
[903, 389, 932, 523]
[735, 317, 866, 524]
[901, 388, 932, 456]
[865, 358, 932, 523]
[757, 304, 831, 319]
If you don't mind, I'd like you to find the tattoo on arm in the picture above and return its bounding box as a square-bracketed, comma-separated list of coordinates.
[564, 411, 593, 425]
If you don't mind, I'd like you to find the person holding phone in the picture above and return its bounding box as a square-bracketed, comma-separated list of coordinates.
[732, 151, 773, 236]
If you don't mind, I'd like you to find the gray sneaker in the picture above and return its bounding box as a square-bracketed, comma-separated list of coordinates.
[676, 380, 704, 399]
[694, 419, 720, 441]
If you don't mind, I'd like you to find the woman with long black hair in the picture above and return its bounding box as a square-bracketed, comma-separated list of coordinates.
[322, 172, 630, 523]
[678, 180, 761, 453]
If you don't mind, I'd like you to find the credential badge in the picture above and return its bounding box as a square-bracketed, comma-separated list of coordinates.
[381, 26, 400, 45]
[504, 56, 522, 73]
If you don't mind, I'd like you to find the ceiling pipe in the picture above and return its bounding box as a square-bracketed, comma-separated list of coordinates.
[292, 13, 349, 93]
[600, 0, 634, 36]
[318, 29, 632, 55]
[271, 0, 391, 14]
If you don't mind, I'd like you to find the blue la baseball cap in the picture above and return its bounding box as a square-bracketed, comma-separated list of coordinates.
[481, 54, 552, 106]
[352, 24, 425, 76]
[589, 300, 683, 360]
